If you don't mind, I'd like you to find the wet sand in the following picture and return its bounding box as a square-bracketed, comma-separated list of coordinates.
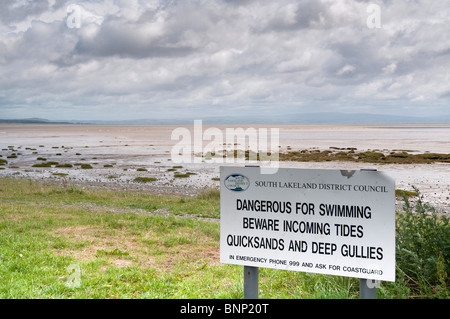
[0, 123, 449, 212]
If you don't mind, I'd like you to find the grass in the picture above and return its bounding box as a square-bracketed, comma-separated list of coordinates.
[395, 189, 418, 197]
[32, 162, 53, 168]
[279, 148, 450, 164]
[134, 177, 157, 183]
[0, 178, 225, 298]
[55, 163, 73, 168]
[197, 147, 450, 164]
[196, 187, 220, 200]
[174, 173, 190, 178]
[0, 177, 447, 299]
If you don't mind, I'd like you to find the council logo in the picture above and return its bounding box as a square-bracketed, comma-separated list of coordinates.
[224, 174, 250, 192]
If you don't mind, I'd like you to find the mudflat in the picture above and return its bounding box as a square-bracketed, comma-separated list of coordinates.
[0, 123, 449, 212]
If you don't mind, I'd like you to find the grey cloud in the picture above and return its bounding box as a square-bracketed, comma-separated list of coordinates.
[0, 0, 50, 24]
[72, 3, 217, 59]
[2, 20, 75, 65]
[0, 0, 70, 25]
[73, 21, 196, 59]
[275, 0, 332, 30]
[0, 0, 449, 120]
[253, 0, 353, 34]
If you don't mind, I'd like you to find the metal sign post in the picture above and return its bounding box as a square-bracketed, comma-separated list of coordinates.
[242, 165, 260, 299]
[359, 169, 378, 300]
[244, 266, 259, 299]
[360, 279, 378, 299]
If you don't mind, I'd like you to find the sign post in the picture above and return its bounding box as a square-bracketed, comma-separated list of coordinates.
[360, 279, 378, 299]
[220, 166, 395, 298]
[244, 266, 259, 299]
[359, 168, 379, 299]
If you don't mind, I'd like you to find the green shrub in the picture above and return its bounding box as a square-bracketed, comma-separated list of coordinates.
[396, 186, 449, 297]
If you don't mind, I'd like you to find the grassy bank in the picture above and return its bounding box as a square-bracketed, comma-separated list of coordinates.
[0, 177, 448, 299]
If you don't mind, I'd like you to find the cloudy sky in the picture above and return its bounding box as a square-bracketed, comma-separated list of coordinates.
[0, 0, 449, 121]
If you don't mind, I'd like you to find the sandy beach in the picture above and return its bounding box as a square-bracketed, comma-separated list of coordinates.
[1, 123, 449, 213]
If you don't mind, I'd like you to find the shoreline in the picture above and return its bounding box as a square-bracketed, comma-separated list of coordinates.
[1, 158, 448, 215]
[1, 123, 448, 213]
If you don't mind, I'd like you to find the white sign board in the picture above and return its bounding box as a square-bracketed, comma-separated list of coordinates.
[220, 166, 396, 282]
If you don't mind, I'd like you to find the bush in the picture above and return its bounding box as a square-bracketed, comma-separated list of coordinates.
[396, 187, 449, 297]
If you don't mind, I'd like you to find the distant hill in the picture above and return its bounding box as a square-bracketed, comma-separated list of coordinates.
[1, 113, 449, 125]
[199, 113, 450, 124]
[0, 118, 72, 124]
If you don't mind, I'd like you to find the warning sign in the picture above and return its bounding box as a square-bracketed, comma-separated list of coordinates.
[220, 167, 396, 282]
